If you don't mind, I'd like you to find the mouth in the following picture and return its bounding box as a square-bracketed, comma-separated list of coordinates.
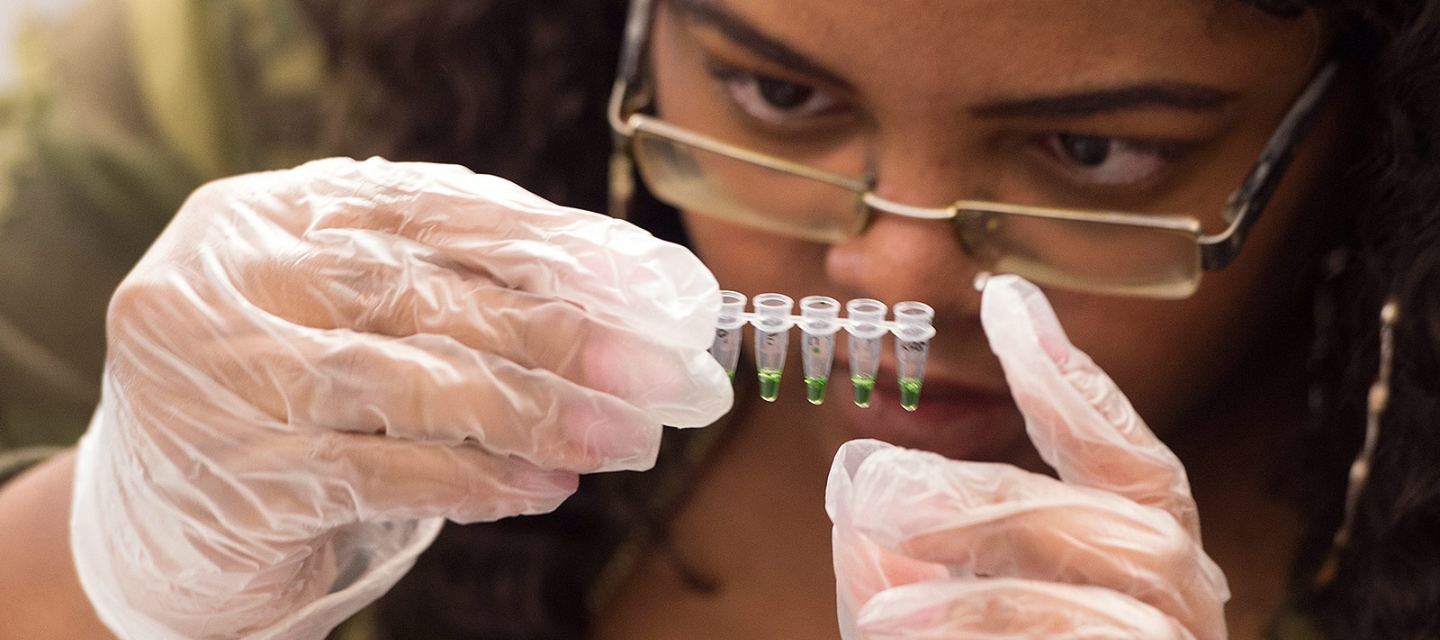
[830, 360, 1023, 461]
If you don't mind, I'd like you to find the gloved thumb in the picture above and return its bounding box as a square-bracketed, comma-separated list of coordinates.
[826, 439, 950, 640]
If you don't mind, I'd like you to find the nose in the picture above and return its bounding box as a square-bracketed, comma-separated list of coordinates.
[824, 139, 988, 314]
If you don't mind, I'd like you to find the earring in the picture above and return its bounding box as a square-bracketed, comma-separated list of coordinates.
[608, 146, 636, 221]
[1313, 295, 1400, 588]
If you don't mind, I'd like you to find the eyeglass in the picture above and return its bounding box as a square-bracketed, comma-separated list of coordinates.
[606, 0, 1340, 299]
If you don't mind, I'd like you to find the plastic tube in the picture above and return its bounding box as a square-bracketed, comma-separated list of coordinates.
[799, 296, 842, 405]
[752, 293, 795, 402]
[710, 290, 748, 379]
[845, 299, 888, 408]
[891, 301, 937, 411]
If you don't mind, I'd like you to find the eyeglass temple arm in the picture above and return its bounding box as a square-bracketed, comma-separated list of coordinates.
[618, 0, 655, 84]
[608, 0, 659, 218]
[609, 0, 657, 135]
[1199, 59, 1340, 271]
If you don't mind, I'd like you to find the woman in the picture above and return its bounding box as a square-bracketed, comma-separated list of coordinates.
[0, 0, 1436, 638]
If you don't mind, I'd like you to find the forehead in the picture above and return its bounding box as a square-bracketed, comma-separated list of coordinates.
[695, 0, 1320, 97]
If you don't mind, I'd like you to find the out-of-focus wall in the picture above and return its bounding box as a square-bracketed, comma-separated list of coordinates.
[0, 0, 88, 89]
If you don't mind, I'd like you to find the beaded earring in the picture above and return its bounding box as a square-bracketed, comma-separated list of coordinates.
[1313, 296, 1400, 588]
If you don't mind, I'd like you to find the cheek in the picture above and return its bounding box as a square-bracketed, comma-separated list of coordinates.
[1037, 102, 1336, 432]
[1045, 232, 1303, 432]
[1048, 296, 1229, 431]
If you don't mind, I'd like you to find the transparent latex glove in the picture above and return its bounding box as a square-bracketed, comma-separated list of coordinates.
[70, 157, 733, 640]
[827, 275, 1229, 640]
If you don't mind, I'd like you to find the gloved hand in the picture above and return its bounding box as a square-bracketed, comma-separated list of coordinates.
[70, 157, 733, 640]
[827, 275, 1229, 640]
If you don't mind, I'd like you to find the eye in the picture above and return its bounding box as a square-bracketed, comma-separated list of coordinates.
[1044, 133, 1169, 186]
[707, 62, 844, 126]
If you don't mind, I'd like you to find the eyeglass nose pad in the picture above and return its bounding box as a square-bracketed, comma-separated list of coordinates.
[948, 208, 1005, 270]
[845, 172, 875, 233]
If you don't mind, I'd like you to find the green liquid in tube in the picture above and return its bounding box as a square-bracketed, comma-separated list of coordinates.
[899, 379, 922, 411]
[805, 376, 828, 405]
[851, 375, 875, 408]
[758, 369, 782, 402]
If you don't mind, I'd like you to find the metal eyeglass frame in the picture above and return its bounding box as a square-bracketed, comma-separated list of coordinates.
[606, 0, 1340, 294]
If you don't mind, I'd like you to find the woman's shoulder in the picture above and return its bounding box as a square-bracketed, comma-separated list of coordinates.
[4, 0, 335, 192]
[0, 0, 338, 452]
[58, 0, 335, 179]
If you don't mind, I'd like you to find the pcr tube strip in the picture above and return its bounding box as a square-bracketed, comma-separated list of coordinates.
[710, 291, 936, 410]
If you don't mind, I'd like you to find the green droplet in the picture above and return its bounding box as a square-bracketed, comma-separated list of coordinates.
[805, 376, 828, 405]
[758, 369, 782, 402]
[726, 369, 736, 380]
[851, 375, 875, 408]
[899, 378, 922, 411]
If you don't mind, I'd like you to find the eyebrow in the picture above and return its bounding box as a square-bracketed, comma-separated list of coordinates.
[669, 0, 852, 90]
[970, 84, 1237, 118]
[668, 0, 1236, 119]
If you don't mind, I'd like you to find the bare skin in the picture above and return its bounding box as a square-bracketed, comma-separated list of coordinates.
[0, 0, 1341, 638]
[0, 451, 113, 639]
[598, 0, 1337, 638]
[654, 0, 1331, 458]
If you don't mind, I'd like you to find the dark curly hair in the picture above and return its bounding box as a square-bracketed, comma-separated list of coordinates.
[295, 0, 1440, 638]
[1267, 2, 1440, 638]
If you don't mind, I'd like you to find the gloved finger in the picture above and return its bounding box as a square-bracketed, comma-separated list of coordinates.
[278, 158, 721, 350]
[240, 331, 663, 473]
[846, 446, 1226, 636]
[856, 579, 1194, 640]
[980, 274, 1200, 538]
[300, 431, 579, 524]
[108, 291, 667, 474]
[146, 429, 579, 540]
[828, 439, 951, 638]
[230, 229, 731, 428]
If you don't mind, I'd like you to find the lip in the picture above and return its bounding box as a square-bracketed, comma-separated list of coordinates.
[832, 360, 1023, 461]
[832, 356, 1011, 401]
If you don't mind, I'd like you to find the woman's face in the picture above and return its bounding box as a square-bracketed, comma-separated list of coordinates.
[648, 0, 1337, 461]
